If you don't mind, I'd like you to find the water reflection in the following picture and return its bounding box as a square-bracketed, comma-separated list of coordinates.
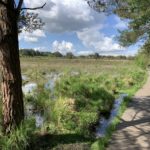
[96, 94, 128, 137]
[22, 83, 37, 94]
[25, 104, 44, 127]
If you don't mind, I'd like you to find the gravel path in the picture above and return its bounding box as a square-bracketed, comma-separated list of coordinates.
[107, 72, 150, 150]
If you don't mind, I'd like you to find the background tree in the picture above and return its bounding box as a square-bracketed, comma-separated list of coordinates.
[65, 52, 74, 59]
[52, 51, 63, 57]
[94, 53, 99, 59]
[114, 0, 150, 66]
[18, 12, 45, 33]
[87, 0, 150, 56]
[90, 0, 150, 50]
[113, 0, 150, 47]
[0, 0, 45, 134]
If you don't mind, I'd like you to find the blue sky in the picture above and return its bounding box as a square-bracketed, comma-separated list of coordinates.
[19, 0, 142, 56]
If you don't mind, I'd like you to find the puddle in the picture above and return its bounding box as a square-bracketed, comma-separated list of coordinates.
[26, 104, 44, 128]
[96, 94, 128, 138]
[22, 75, 28, 81]
[45, 72, 62, 99]
[22, 83, 37, 94]
[23, 73, 60, 126]
[45, 77, 57, 91]
[34, 113, 44, 127]
[23, 72, 60, 127]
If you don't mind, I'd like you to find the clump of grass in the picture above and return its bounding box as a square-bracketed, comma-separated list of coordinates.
[55, 75, 115, 112]
[52, 97, 98, 136]
[0, 119, 36, 150]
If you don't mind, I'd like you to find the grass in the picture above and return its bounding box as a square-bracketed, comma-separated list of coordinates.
[0, 119, 35, 150]
[20, 57, 136, 78]
[0, 57, 147, 149]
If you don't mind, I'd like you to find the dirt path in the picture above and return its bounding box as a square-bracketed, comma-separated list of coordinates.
[107, 72, 150, 150]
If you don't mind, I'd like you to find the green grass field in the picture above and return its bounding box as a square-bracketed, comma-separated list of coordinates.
[21, 57, 137, 80]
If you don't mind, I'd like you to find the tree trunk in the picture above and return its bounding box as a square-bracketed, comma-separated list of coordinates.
[0, 1, 24, 134]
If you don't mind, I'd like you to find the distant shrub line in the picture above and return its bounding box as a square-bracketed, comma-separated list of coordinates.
[20, 49, 135, 60]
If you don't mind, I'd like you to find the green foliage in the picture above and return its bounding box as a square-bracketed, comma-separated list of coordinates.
[24, 86, 50, 110]
[46, 97, 98, 136]
[55, 75, 114, 113]
[20, 49, 49, 57]
[135, 54, 149, 69]
[0, 119, 36, 150]
[49, 70, 146, 139]
[117, 30, 143, 47]
[115, 0, 150, 53]
[65, 52, 74, 59]
[135, 41, 150, 69]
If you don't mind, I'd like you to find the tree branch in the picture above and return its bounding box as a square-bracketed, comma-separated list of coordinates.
[21, 3, 46, 11]
[17, 0, 24, 11]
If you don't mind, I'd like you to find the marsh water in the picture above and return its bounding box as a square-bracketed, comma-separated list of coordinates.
[96, 94, 128, 137]
[22, 73, 60, 127]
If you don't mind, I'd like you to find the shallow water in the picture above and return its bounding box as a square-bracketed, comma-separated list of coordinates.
[45, 72, 62, 99]
[22, 83, 37, 94]
[34, 113, 44, 127]
[45, 76, 57, 91]
[96, 94, 128, 137]
[22, 75, 28, 81]
[26, 104, 44, 127]
[23, 72, 61, 127]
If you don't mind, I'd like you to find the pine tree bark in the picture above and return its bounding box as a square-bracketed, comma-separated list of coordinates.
[0, 1, 24, 134]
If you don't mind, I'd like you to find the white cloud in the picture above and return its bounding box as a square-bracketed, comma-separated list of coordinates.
[34, 47, 48, 52]
[52, 40, 75, 55]
[24, 0, 106, 33]
[22, 0, 129, 55]
[76, 50, 94, 56]
[19, 29, 46, 42]
[77, 26, 124, 52]
[114, 16, 128, 30]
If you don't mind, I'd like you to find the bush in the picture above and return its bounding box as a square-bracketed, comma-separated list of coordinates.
[135, 53, 149, 69]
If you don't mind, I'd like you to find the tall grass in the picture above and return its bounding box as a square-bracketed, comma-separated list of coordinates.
[0, 119, 36, 150]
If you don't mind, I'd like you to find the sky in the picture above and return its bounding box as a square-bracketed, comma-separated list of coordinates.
[18, 0, 142, 56]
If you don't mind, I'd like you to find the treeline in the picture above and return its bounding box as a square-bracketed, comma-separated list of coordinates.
[20, 49, 134, 60]
[20, 49, 50, 57]
[20, 49, 74, 58]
